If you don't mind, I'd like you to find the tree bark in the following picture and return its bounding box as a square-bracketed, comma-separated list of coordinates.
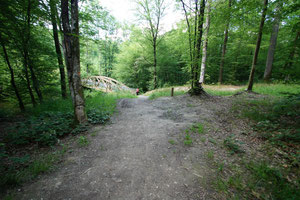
[284, 31, 300, 81]
[199, 0, 211, 84]
[218, 0, 232, 84]
[264, 3, 281, 81]
[247, 0, 268, 91]
[153, 39, 157, 89]
[180, 0, 193, 86]
[50, 0, 67, 98]
[194, 0, 205, 86]
[25, 0, 43, 103]
[61, 0, 87, 124]
[0, 35, 25, 112]
[23, 51, 37, 106]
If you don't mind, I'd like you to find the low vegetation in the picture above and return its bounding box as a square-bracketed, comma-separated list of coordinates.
[213, 87, 300, 199]
[0, 91, 135, 191]
[146, 87, 186, 100]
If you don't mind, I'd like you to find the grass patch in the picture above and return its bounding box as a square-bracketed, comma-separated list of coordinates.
[203, 83, 300, 97]
[223, 135, 244, 154]
[77, 136, 89, 147]
[190, 123, 204, 134]
[168, 139, 176, 145]
[184, 134, 193, 146]
[148, 88, 185, 100]
[206, 150, 214, 160]
[253, 83, 300, 96]
[0, 150, 65, 192]
[212, 160, 300, 199]
[205, 88, 242, 96]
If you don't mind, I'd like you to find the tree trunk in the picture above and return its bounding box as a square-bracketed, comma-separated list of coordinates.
[0, 35, 25, 112]
[247, 0, 268, 91]
[50, 0, 67, 98]
[61, 0, 87, 124]
[199, 0, 211, 84]
[194, 0, 205, 85]
[153, 39, 157, 89]
[192, 0, 198, 88]
[264, 3, 281, 81]
[189, 0, 207, 96]
[180, 0, 193, 86]
[284, 31, 300, 81]
[23, 52, 37, 107]
[25, 0, 43, 103]
[218, 0, 232, 84]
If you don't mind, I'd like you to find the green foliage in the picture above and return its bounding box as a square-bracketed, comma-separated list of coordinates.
[168, 139, 176, 145]
[223, 136, 244, 154]
[246, 162, 300, 199]
[233, 93, 300, 147]
[2, 91, 134, 148]
[5, 112, 73, 146]
[206, 151, 214, 160]
[0, 151, 63, 191]
[192, 123, 204, 134]
[212, 159, 300, 199]
[184, 134, 193, 146]
[77, 136, 89, 147]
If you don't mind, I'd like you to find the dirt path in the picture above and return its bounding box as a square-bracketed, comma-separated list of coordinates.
[16, 95, 237, 200]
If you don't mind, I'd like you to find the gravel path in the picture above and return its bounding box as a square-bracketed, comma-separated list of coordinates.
[16, 95, 229, 200]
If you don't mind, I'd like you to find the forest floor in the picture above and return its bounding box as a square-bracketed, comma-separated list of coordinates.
[8, 92, 298, 199]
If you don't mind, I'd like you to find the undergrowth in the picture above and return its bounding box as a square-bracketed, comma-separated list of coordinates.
[232, 93, 300, 150]
[223, 92, 300, 199]
[212, 159, 300, 199]
[0, 91, 135, 192]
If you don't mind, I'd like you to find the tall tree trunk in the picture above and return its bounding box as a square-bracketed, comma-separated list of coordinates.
[180, 0, 193, 86]
[194, 0, 205, 85]
[264, 3, 281, 81]
[61, 0, 87, 124]
[25, 0, 43, 102]
[284, 31, 300, 81]
[192, 0, 198, 88]
[153, 39, 157, 89]
[50, 0, 67, 98]
[86, 40, 89, 74]
[23, 51, 37, 106]
[199, 0, 211, 84]
[218, 0, 232, 84]
[247, 0, 268, 91]
[0, 35, 25, 112]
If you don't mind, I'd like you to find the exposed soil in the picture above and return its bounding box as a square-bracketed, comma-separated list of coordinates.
[12, 94, 264, 200]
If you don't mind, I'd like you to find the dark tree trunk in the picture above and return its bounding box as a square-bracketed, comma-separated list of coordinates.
[0, 35, 25, 112]
[50, 0, 67, 98]
[247, 0, 268, 91]
[189, 0, 207, 96]
[192, 0, 198, 88]
[23, 51, 37, 106]
[264, 3, 281, 81]
[61, 0, 87, 124]
[180, 0, 193, 85]
[25, 0, 43, 103]
[153, 40, 157, 89]
[218, 0, 232, 84]
[284, 31, 300, 81]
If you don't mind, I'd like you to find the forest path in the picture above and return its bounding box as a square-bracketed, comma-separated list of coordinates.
[17, 95, 230, 200]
